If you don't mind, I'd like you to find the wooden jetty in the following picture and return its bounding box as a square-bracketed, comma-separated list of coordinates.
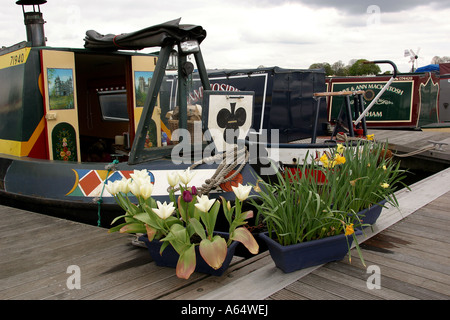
[1, 165, 449, 301]
[369, 129, 450, 171]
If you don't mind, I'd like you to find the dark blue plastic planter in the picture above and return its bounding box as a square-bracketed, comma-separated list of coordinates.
[356, 199, 387, 226]
[260, 230, 361, 273]
[139, 232, 237, 276]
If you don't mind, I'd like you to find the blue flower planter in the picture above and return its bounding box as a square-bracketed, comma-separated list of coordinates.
[260, 231, 360, 273]
[356, 199, 387, 226]
[138, 232, 238, 277]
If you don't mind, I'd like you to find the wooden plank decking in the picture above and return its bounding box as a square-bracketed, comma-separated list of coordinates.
[1, 167, 449, 301]
[369, 129, 450, 167]
[268, 192, 450, 300]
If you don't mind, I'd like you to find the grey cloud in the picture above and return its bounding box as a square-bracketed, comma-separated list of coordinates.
[237, 0, 450, 14]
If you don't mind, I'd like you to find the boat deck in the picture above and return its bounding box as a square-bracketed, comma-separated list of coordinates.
[1, 167, 449, 301]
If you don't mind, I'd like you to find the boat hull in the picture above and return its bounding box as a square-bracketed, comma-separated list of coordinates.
[0, 153, 257, 227]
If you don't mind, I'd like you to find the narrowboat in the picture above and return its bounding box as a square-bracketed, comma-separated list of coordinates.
[326, 63, 450, 130]
[0, 1, 373, 226]
[0, 1, 261, 226]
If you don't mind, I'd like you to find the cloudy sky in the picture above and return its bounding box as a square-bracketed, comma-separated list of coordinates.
[1, 0, 449, 73]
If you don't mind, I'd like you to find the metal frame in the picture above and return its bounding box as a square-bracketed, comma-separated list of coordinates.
[128, 42, 211, 164]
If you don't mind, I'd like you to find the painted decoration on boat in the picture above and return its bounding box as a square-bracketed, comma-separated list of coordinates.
[328, 80, 414, 123]
[419, 76, 439, 127]
[47, 68, 75, 110]
[203, 90, 254, 152]
[67, 169, 155, 197]
[51, 122, 77, 161]
[135, 71, 154, 107]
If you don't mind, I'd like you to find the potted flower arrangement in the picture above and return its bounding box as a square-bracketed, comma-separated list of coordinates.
[250, 138, 408, 273]
[250, 161, 364, 273]
[107, 168, 259, 279]
[316, 140, 409, 225]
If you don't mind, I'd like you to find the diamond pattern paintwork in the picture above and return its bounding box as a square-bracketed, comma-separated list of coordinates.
[68, 169, 154, 197]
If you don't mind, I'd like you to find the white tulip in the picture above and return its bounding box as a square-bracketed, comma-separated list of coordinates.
[105, 180, 119, 196]
[194, 195, 216, 213]
[140, 182, 153, 200]
[128, 179, 141, 197]
[178, 168, 195, 185]
[167, 171, 180, 187]
[232, 183, 252, 201]
[116, 178, 131, 194]
[130, 169, 149, 181]
[153, 201, 176, 219]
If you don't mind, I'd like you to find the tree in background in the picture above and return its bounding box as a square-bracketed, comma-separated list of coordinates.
[431, 56, 450, 64]
[347, 59, 381, 76]
[309, 59, 381, 76]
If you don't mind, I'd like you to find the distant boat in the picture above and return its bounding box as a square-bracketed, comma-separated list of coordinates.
[325, 63, 450, 130]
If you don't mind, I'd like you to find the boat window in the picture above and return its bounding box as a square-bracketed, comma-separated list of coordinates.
[97, 89, 128, 121]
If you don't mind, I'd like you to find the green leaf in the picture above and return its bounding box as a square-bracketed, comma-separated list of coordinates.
[119, 223, 146, 234]
[176, 244, 196, 279]
[133, 212, 153, 226]
[189, 218, 207, 240]
[108, 222, 128, 233]
[231, 227, 259, 254]
[199, 235, 227, 270]
[145, 224, 157, 241]
[200, 201, 221, 237]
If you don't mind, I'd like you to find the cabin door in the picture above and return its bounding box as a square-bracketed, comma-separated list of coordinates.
[41, 50, 81, 162]
[131, 55, 161, 147]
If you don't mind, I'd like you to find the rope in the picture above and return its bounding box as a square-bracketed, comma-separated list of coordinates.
[392, 145, 436, 158]
[96, 159, 119, 227]
[169, 145, 249, 196]
[336, 132, 440, 158]
[335, 132, 368, 142]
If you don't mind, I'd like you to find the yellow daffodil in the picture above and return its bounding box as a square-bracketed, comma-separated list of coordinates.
[345, 223, 354, 236]
[336, 143, 345, 154]
[334, 154, 346, 165]
[366, 134, 374, 141]
[381, 182, 390, 189]
[319, 153, 329, 167]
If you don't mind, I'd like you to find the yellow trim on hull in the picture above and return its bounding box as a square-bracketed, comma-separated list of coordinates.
[0, 117, 46, 157]
[0, 47, 31, 70]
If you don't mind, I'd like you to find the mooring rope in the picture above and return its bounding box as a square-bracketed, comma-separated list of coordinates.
[96, 159, 119, 227]
[169, 145, 249, 196]
[392, 145, 436, 158]
[336, 132, 441, 158]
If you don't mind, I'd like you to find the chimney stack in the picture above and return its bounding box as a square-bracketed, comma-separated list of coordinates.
[16, 0, 47, 47]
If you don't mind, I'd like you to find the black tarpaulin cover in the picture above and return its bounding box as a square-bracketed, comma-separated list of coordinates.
[83, 18, 206, 51]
